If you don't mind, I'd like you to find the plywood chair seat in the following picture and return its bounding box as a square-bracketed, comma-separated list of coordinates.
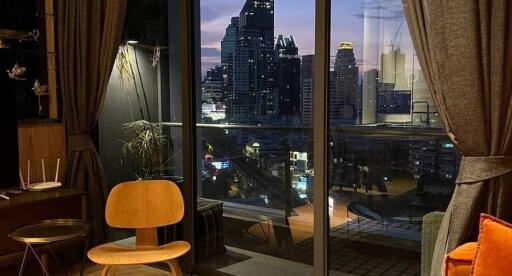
[88, 180, 189, 276]
[88, 240, 190, 265]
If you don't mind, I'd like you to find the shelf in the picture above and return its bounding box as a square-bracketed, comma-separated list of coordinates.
[0, 29, 35, 40]
[0, 47, 56, 56]
[0, 9, 54, 19]
[1, 0, 59, 120]
[17, 118, 61, 125]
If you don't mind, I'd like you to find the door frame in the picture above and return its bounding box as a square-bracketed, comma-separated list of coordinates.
[178, 0, 331, 274]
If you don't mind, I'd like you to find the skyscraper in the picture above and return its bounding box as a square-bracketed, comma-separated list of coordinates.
[301, 55, 314, 126]
[228, 0, 275, 123]
[329, 70, 338, 124]
[275, 34, 301, 117]
[361, 69, 378, 124]
[332, 42, 358, 125]
[202, 65, 224, 102]
[377, 43, 411, 124]
[221, 17, 239, 102]
[380, 45, 407, 90]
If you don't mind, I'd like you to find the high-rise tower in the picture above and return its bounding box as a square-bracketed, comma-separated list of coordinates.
[301, 55, 314, 125]
[221, 17, 239, 102]
[229, 0, 275, 123]
[362, 69, 378, 124]
[380, 45, 407, 90]
[275, 35, 301, 117]
[333, 42, 358, 125]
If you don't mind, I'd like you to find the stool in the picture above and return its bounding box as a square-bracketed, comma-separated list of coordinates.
[10, 219, 90, 276]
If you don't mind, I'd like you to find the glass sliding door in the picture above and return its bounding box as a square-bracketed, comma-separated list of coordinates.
[98, 1, 461, 275]
[196, 0, 317, 275]
[326, 0, 459, 275]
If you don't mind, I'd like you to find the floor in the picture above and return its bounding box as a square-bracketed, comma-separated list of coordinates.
[244, 177, 417, 246]
[203, 246, 349, 276]
[66, 246, 333, 276]
[67, 179, 420, 276]
[70, 264, 169, 275]
[217, 209, 421, 275]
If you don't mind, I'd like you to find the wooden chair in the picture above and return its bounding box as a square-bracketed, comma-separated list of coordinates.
[87, 180, 190, 276]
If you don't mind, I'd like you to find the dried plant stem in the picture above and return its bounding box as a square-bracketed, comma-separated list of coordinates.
[134, 49, 151, 121]
[120, 120, 166, 179]
[128, 59, 145, 120]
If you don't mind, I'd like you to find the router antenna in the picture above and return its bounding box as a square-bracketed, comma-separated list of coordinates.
[55, 158, 60, 182]
[19, 169, 26, 189]
[41, 159, 46, 182]
[27, 160, 30, 185]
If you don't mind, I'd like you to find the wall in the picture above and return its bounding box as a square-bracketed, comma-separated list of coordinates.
[99, 46, 163, 189]
[17, 122, 66, 185]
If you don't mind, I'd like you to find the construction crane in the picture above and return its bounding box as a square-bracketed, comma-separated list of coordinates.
[388, 22, 403, 51]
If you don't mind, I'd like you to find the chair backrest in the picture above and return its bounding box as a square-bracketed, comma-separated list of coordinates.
[105, 180, 184, 229]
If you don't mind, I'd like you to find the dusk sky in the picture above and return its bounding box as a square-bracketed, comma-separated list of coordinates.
[200, 0, 417, 76]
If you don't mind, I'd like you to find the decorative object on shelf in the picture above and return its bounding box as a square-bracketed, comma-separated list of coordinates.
[6, 63, 26, 80]
[32, 79, 48, 95]
[0, 29, 38, 41]
[32, 79, 48, 115]
[19, 29, 40, 42]
[0, 29, 39, 49]
[0, 1, 58, 120]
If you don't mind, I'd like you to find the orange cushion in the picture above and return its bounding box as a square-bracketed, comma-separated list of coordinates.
[445, 242, 477, 276]
[471, 214, 512, 276]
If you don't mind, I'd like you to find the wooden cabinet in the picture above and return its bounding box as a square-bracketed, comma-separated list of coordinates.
[17, 122, 66, 184]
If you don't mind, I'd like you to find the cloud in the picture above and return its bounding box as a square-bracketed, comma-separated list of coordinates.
[201, 30, 225, 49]
[353, 0, 405, 21]
[201, 56, 221, 76]
[200, 1, 244, 50]
[202, 47, 221, 57]
[200, 0, 243, 22]
[352, 11, 405, 21]
[201, 48, 221, 75]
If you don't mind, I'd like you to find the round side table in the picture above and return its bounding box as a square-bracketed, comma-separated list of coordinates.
[10, 219, 90, 276]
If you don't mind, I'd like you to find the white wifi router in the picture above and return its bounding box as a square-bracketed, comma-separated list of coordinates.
[19, 158, 62, 192]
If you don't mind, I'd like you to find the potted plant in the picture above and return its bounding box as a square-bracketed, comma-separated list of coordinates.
[115, 43, 171, 180]
[120, 119, 167, 180]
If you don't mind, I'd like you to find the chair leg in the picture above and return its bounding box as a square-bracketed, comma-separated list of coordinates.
[165, 260, 182, 276]
[100, 265, 113, 276]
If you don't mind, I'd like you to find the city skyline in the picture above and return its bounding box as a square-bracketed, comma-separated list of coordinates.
[201, 0, 440, 128]
[201, 0, 415, 76]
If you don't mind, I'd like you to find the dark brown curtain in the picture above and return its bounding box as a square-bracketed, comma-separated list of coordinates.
[402, 0, 512, 275]
[58, 0, 127, 244]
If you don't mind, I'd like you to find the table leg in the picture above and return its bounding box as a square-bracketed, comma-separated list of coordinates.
[41, 254, 49, 276]
[28, 244, 49, 276]
[80, 234, 89, 276]
[18, 245, 29, 276]
[46, 244, 68, 276]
